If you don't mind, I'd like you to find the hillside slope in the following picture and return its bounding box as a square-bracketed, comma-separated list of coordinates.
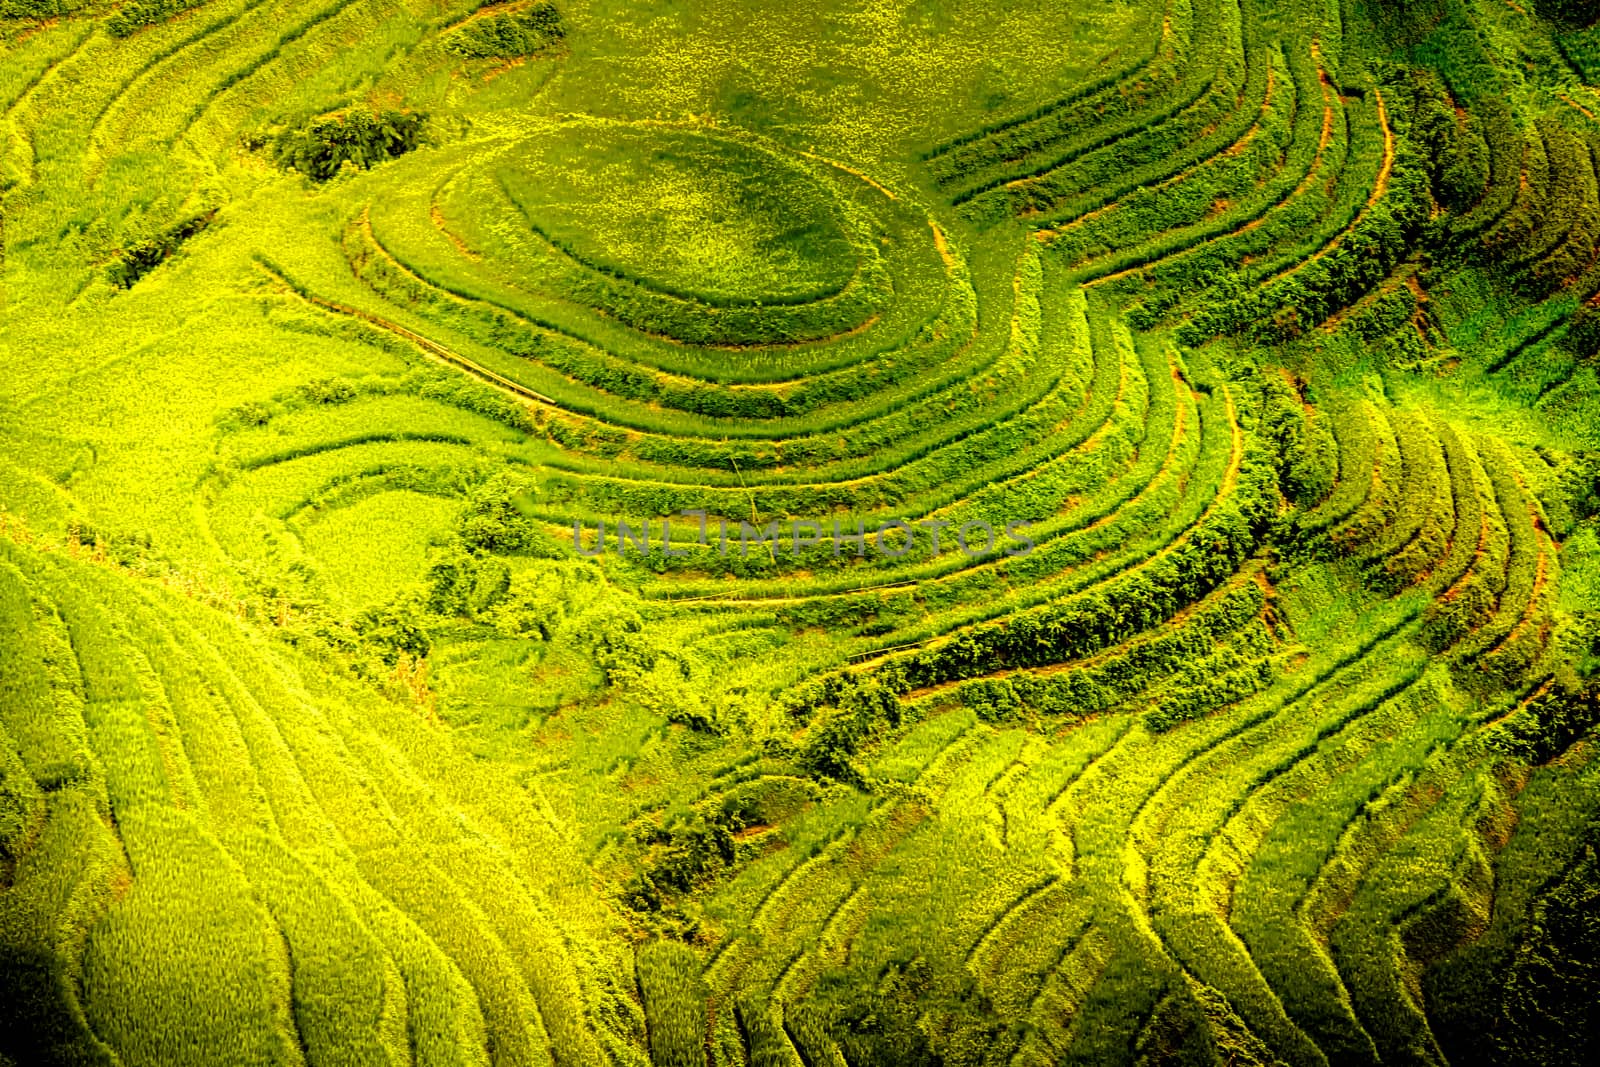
[2, 1, 1598, 1064]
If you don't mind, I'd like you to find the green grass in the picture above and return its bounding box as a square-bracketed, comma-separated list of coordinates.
[298, 490, 462, 611]
[494, 123, 857, 305]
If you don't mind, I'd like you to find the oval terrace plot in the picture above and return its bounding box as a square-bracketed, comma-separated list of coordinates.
[384, 120, 901, 349]
[494, 124, 858, 307]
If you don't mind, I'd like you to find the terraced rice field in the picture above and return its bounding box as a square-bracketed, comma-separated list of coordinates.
[1, 0, 1598, 1064]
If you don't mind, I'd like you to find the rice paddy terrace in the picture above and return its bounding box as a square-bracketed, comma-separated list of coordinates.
[2, 0, 1599, 1064]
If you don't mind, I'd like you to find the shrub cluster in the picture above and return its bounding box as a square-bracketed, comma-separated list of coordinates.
[1488, 679, 1600, 765]
[271, 110, 427, 182]
[1, 0, 81, 15]
[947, 579, 1272, 732]
[445, 2, 565, 59]
[1405, 72, 1490, 215]
[1259, 372, 1338, 509]
[786, 444, 1279, 781]
[106, 0, 202, 37]
[1178, 134, 1431, 343]
[621, 779, 819, 912]
[106, 210, 217, 289]
[1537, 0, 1600, 28]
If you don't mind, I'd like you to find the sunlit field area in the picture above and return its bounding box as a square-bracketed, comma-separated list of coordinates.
[2, 0, 1599, 1064]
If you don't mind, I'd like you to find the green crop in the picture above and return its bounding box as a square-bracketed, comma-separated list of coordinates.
[1, 0, 1598, 1063]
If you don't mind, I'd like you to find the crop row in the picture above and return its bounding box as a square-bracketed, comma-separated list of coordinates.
[1131, 83, 1390, 337]
[342, 214, 1006, 445]
[1364, 419, 1461, 593]
[1003, 624, 1413, 1064]
[958, 20, 1249, 226]
[91, 0, 366, 179]
[611, 326, 1164, 601]
[355, 175, 959, 382]
[1180, 120, 1425, 343]
[861, 381, 1247, 648]
[778, 426, 1267, 774]
[1103, 425, 1557, 1064]
[920, 0, 1180, 182]
[1069, 39, 1341, 290]
[0, 537, 638, 1066]
[1124, 602, 1437, 1064]
[1041, 45, 1288, 272]
[1188, 659, 1442, 1060]
[1484, 112, 1600, 294]
[728, 375, 1217, 667]
[473, 173, 887, 348]
[904, 568, 1269, 725]
[1328, 405, 1424, 557]
[1329, 773, 1507, 1063]
[521, 277, 1086, 520]
[237, 265, 1105, 578]
[369, 129, 947, 362]
[1451, 443, 1558, 690]
[937, 0, 1242, 214]
[1244, 80, 1395, 289]
[1296, 397, 1379, 536]
[709, 346, 1201, 632]
[190, 315, 1151, 642]
[698, 718, 998, 1061]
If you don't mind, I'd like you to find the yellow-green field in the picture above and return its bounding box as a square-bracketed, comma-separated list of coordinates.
[2, 0, 1599, 1064]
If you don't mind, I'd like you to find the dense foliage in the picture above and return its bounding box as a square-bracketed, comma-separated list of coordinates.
[445, 2, 565, 59]
[0, 0, 83, 18]
[270, 110, 428, 182]
[105, 210, 216, 289]
[1537, 0, 1600, 27]
[106, 0, 204, 37]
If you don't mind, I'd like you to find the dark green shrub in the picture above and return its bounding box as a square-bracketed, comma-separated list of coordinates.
[1403, 71, 1492, 214]
[0, 0, 83, 16]
[1559, 452, 1600, 522]
[354, 594, 432, 664]
[1537, 0, 1600, 27]
[1260, 372, 1338, 508]
[959, 677, 1023, 723]
[106, 210, 217, 289]
[797, 677, 901, 784]
[459, 474, 553, 554]
[297, 378, 358, 404]
[1563, 304, 1600, 364]
[271, 110, 428, 182]
[446, 2, 565, 59]
[106, 0, 203, 37]
[1491, 680, 1600, 764]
